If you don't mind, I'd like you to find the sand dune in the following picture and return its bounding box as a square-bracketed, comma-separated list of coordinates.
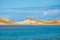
[0, 18, 60, 25]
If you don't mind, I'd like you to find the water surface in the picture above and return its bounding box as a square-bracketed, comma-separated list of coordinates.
[0, 25, 60, 40]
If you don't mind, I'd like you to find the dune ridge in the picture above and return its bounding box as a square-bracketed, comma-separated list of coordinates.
[0, 18, 60, 25]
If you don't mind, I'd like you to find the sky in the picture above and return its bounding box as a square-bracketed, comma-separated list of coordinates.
[0, 0, 60, 8]
[0, 0, 60, 21]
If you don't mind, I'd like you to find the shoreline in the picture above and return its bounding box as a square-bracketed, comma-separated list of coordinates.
[0, 24, 60, 26]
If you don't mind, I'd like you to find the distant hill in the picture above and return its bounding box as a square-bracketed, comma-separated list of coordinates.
[23, 18, 60, 24]
[0, 18, 17, 24]
[0, 18, 60, 25]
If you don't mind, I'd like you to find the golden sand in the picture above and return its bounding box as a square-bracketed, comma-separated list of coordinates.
[0, 18, 60, 25]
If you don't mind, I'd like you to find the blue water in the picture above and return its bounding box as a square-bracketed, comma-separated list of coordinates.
[0, 25, 60, 40]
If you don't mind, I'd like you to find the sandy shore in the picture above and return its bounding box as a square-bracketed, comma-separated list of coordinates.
[0, 24, 60, 26]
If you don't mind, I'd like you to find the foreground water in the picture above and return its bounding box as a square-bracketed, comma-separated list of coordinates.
[0, 25, 60, 40]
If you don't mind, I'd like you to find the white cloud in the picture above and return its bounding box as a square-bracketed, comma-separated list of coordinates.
[43, 9, 60, 16]
[43, 11, 48, 16]
[44, 12, 48, 16]
[47, 9, 60, 14]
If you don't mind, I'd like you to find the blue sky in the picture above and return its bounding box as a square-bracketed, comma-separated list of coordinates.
[0, 0, 60, 8]
[0, 0, 60, 21]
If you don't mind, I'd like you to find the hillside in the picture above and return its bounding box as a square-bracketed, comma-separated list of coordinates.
[0, 18, 17, 24]
[17, 18, 60, 25]
[0, 18, 60, 25]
